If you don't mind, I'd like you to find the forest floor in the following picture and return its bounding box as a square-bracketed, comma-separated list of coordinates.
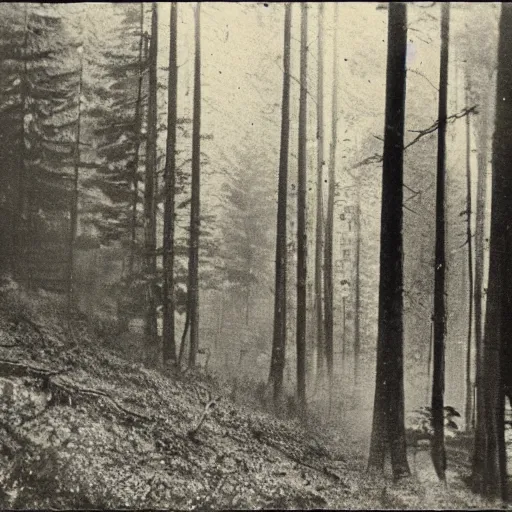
[0, 283, 505, 509]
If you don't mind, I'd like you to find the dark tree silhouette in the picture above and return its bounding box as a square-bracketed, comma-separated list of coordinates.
[472, 3, 512, 501]
[143, 2, 159, 355]
[324, 1, 338, 393]
[188, 2, 202, 368]
[367, 2, 410, 479]
[431, 2, 450, 483]
[314, 2, 325, 385]
[269, 2, 291, 406]
[296, 2, 308, 418]
[162, 2, 178, 367]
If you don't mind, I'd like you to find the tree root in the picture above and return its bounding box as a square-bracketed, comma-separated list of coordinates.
[254, 433, 345, 485]
[0, 358, 154, 423]
[48, 375, 153, 422]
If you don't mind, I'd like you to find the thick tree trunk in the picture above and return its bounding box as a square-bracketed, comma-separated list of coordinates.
[296, 2, 308, 419]
[315, 2, 325, 384]
[143, 2, 159, 355]
[464, 81, 474, 431]
[431, 2, 450, 483]
[128, 3, 146, 279]
[471, 4, 512, 501]
[188, 2, 201, 368]
[324, 2, 338, 394]
[367, 2, 410, 480]
[162, 2, 178, 367]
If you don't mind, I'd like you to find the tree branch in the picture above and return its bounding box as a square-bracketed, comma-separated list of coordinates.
[351, 105, 479, 170]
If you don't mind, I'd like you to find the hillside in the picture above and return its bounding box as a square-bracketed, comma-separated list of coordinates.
[0, 283, 497, 510]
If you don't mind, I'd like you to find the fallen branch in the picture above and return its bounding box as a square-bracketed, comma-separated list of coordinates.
[255, 434, 344, 484]
[0, 358, 72, 379]
[187, 389, 218, 439]
[0, 359, 154, 423]
[50, 375, 154, 422]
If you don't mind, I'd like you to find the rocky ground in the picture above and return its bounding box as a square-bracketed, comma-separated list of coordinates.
[0, 283, 503, 509]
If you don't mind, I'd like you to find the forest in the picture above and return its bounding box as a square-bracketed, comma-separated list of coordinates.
[0, 1, 511, 509]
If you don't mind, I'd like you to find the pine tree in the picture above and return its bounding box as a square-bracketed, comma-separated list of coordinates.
[296, 2, 308, 419]
[162, 2, 179, 367]
[368, 2, 410, 479]
[188, 2, 202, 368]
[269, 2, 292, 407]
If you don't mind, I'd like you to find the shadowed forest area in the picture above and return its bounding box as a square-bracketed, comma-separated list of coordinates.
[0, 2, 512, 509]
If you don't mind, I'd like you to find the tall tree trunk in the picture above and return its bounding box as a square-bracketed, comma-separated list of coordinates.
[128, 3, 146, 279]
[143, 2, 159, 356]
[431, 2, 450, 483]
[473, 89, 489, 434]
[464, 80, 474, 431]
[471, 4, 512, 501]
[162, 2, 178, 367]
[188, 2, 201, 368]
[324, 1, 338, 394]
[67, 46, 84, 316]
[353, 184, 361, 394]
[269, 2, 291, 406]
[315, 2, 325, 384]
[296, 2, 308, 419]
[367, 2, 410, 479]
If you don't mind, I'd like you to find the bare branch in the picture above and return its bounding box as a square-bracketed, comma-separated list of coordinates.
[408, 68, 438, 91]
[351, 105, 479, 170]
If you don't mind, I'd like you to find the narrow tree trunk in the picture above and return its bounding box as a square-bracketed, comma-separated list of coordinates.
[473, 89, 489, 435]
[471, 4, 512, 500]
[128, 3, 146, 278]
[215, 290, 224, 351]
[188, 2, 201, 368]
[431, 2, 450, 483]
[296, 2, 308, 419]
[269, 3, 291, 406]
[367, 2, 410, 479]
[162, 2, 178, 367]
[464, 81, 474, 431]
[324, 2, 338, 394]
[67, 47, 83, 316]
[143, 2, 159, 356]
[354, 186, 361, 393]
[314, 2, 325, 385]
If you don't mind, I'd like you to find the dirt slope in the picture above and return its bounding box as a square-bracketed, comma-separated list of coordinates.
[0, 285, 498, 510]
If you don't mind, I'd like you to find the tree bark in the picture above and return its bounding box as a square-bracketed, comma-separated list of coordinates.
[354, 184, 361, 394]
[464, 79, 474, 431]
[324, 2, 338, 394]
[431, 2, 450, 483]
[143, 2, 159, 355]
[296, 2, 308, 419]
[473, 87, 489, 434]
[268, 4, 291, 400]
[367, 2, 410, 480]
[471, 4, 512, 501]
[315, 2, 325, 384]
[128, 3, 146, 279]
[188, 2, 201, 368]
[162, 2, 178, 367]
